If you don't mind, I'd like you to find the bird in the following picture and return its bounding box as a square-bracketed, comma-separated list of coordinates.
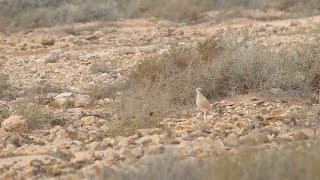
[196, 88, 211, 120]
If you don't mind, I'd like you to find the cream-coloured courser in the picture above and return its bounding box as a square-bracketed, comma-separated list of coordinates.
[196, 88, 211, 119]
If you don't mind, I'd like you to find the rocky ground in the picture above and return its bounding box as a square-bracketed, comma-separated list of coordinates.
[0, 10, 320, 179]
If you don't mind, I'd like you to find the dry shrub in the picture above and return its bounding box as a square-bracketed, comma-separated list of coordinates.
[132, 46, 202, 84]
[104, 116, 163, 137]
[0, 66, 17, 100]
[117, 29, 320, 120]
[14, 102, 54, 129]
[197, 35, 225, 61]
[0, 72, 10, 99]
[90, 59, 112, 74]
[0, 105, 11, 124]
[13, 82, 66, 129]
[2, 0, 320, 29]
[25, 82, 66, 105]
[135, 0, 215, 21]
[86, 83, 118, 100]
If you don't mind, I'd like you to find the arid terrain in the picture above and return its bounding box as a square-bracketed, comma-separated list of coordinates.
[0, 6, 320, 180]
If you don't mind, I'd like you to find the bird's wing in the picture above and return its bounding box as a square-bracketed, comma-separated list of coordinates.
[198, 98, 211, 111]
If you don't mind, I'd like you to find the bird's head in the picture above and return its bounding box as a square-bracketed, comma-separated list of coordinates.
[196, 88, 203, 94]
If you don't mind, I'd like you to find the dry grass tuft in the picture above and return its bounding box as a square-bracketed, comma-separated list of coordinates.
[14, 102, 55, 129]
[0, 65, 16, 100]
[0, 72, 10, 99]
[86, 83, 119, 100]
[25, 82, 66, 105]
[90, 59, 112, 74]
[12, 82, 66, 129]
[104, 116, 163, 137]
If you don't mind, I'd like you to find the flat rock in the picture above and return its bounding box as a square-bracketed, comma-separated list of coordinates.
[1, 116, 28, 132]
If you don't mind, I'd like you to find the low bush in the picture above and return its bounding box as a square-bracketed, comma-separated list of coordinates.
[117, 29, 320, 120]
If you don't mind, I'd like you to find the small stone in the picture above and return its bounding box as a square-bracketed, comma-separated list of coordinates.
[256, 115, 264, 121]
[93, 31, 104, 38]
[73, 151, 96, 164]
[265, 116, 276, 120]
[256, 100, 265, 106]
[6, 134, 22, 147]
[54, 148, 75, 161]
[80, 116, 99, 126]
[30, 159, 44, 168]
[235, 112, 245, 116]
[53, 93, 91, 108]
[55, 92, 73, 99]
[164, 138, 180, 145]
[136, 136, 153, 145]
[189, 130, 206, 138]
[1, 115, 28, 132]
[102, 138, 116, 147]
[132, 147, 144, 158]
[52, 138, 72, 149]
[117, 137, 130, 147]
[157, 20, 176, 27]
[53, 93, 73, 108]
[119, 147, 135, 161]
[73, 94, 91, 107]
[148, 145, 165, 154]
[87, 142, 108, 151]
[41, 38, 55, 46]
[38, 49, 63, 63]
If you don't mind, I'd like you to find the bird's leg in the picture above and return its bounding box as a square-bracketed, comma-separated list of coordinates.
[204, 111, 206, 120]
[205, 111, 210, 124]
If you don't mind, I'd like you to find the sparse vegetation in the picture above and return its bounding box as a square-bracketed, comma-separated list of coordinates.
[0, 72, 9, 99]
[135, 0, 215, 21]
[105, 116, 163, 137]
[14, 102, 54, 129]
[0, 66, 16, 101]
[10, 83, 65, 129]
[1, 0, 320, 29]
[86, 82, 118, 100]
[0, 0, 136, 28]
[117, 29, 320, 120]
[1, 0, 320, 179]
[90, 59, 112, 74]
[25, 82, 66, 105]
[0, 106, 11, 124]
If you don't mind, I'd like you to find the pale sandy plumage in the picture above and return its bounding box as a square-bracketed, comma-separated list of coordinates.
[196, 88, 211, 119]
